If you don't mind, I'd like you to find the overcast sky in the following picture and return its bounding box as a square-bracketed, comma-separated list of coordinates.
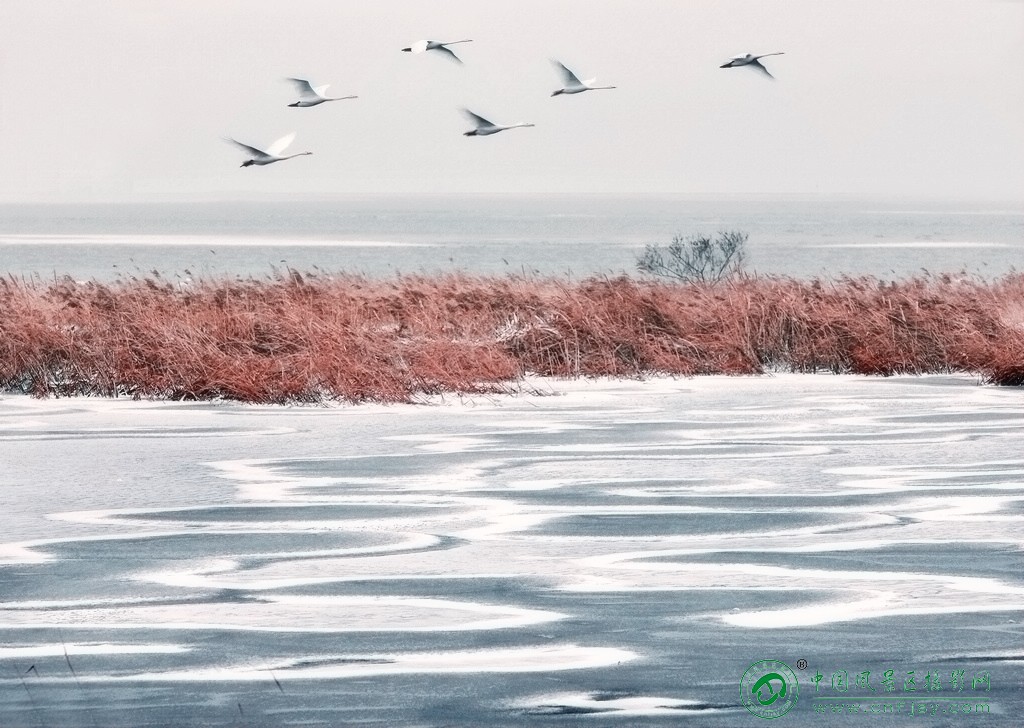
[2, 0, 1022, 202]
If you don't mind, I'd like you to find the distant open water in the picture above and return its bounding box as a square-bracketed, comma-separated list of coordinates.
[1, 197, 1022, 282]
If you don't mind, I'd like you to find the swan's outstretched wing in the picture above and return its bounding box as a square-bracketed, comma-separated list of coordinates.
[552, 60, 583, 87]
[436, 44, 464, 64]
[314, 84, 330, 96]
[460, 109, 494, 128]
[750, 60, 775, 79]
[225, 138, 270, 159]
[266, 132, 296, 157]
[287, 78, 320, 101]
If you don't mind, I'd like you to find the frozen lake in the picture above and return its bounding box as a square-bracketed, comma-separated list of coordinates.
[1, 374, 1022, 726]
[2, 197, 1023, 282]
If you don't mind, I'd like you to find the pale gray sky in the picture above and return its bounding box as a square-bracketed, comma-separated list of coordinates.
[2, 0, 1022, 202]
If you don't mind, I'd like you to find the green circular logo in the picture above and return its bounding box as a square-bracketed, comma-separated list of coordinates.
[740, 660, 799, 719]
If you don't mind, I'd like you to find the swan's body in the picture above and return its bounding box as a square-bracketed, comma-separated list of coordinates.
[402, 39, 472, 64]
[286, 78, 357, 107]
[461, 109, 534, 136]
[720, 52, 784, 79]
[550, 61, 616, 96]
[226, 133, 312, 167]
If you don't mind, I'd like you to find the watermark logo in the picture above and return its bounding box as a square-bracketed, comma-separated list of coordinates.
[741, 660, 994, 719]
[741, 660, 799, 719]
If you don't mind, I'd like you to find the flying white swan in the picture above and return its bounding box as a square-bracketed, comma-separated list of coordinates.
[225, 133, 312, 167]
[720, 52, 784, 79]
[550, 60, 616, 96]
[461, 109, 535, 137]
[286, 78, 357, 107]
[401, 39, 473, 64]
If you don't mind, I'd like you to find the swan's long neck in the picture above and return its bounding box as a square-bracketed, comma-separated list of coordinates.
[508, 123, 535, 129]
[445, 39, 472, 45]
[591, 85, 616, 90]
[283, 152, 313, 159]
[327, 95, 358, 102]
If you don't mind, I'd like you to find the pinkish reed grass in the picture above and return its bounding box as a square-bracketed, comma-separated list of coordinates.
[1, 271, 1022, 403]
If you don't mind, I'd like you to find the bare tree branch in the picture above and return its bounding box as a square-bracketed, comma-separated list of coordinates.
[637, 231, 748, 284]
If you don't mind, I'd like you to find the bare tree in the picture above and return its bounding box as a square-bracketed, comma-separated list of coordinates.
[637, 231, 748, 284]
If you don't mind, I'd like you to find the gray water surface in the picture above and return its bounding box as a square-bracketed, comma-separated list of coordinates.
[0, 375, 1022, 726]
[2, 196, 1022, 281]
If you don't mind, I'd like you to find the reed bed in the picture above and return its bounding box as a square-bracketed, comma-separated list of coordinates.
[1, 271, 1022, 402]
